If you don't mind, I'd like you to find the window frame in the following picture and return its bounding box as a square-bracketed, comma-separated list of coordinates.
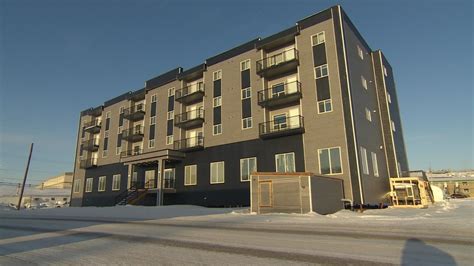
[98, 176, 106, 192]
[184, 165, 197, 186]
[213, 124, 222, 135]
[311, 31, 325, 46]
[168, 87, 175, 97]
[167, 111, 174, 120]
[358, 45, 364, 60]
[240, 59, 250, 71]
[240, 157, 257, 182]
[371, 152, 379, 177]
[241, 87, 251, 99]
[242, 117, 252, 130]
[314, 64, 329, 79]
[151, 94, 157, 103]
[361, 75, 367, 90]
[85, 178, 93, 193]
[112, 174, 121, 191]
[317, 99, 333, 114]
[213, 96, 222, 107]
[213, 70, 222, 81]
[150, 116, 156, 125]
[148, 139, 155, 148]
[210, 161, 225, 184]
[360, 147, 369, 175]
[274, 152, 296, 173]
[73, 180, 81, 193]
[317, 147, 343, 175]
[365, 107, 372, 122]
[166, 135, 173, 145]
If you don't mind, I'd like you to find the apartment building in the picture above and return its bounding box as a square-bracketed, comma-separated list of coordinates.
[71, 5, 409, 207]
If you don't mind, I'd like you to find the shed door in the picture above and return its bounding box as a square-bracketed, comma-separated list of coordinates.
[259, 181, 272, 207]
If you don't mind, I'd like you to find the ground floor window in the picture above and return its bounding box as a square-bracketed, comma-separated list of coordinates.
[240, 157, 257, 182]
[318, 147, 342, 175]
[185, 165, 197, 186]
[164, 169, 175, 189]
[371, 152, 379, 177]
[98, 176, 106, 192]
[73, 179, 81, 193]
[145, 170, 155, 188]
[275, 152, 295, 173]
[112, 174, 121, 191]
[210, 161, 225, 184]
[85, 178, 93, 192]
[360, 147, 369, 175]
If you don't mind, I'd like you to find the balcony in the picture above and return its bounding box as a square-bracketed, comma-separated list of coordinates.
[259, 115, 304, 139]
[123, 103, 145, 121]
[80, 158, 98, 169]
[258, 81, 302, 108]
[81, 138, 100, 152]
[120, 148, 143, 158]
[173, 136, 204, 152]
[83, 119, 102, 133]
[175, 82, 205, 104]
[256, 48, 299, 78]
[122, 125, 144, 142]
[174, 108, 204, 129]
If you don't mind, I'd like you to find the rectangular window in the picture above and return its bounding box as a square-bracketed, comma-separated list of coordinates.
[213, 96, 222, 107]
[105, 112, 111, 119]
[168, 87, 175, 97]
[167, 111, 174, 120]
[213, 70, 222, 81]
[85, 178, 93, 193]
[318, 147, 342, 175]
[383, 66, 388, 77]
[371, 152, 379, 177]
[119, 106, 125, 114]
[150, 116, 156, 125]
[184, 165, 197, 186]
[112, 174, 121, 191]
[241, 87, 251, 99]
[242, 117, 252, 129]
[361, 76, 367, 90]
[391, 120, 396, 132]
[148, 139, 155, 148]
[102, 150, 108, 158]
[358, 45, 364, 60]
[213, 124, 222, 135]
[98, 176, 106, 192]
[360, 147, 369, 175]
[240, 59, 250, 71]
[73, 180, 81, 193]
[275, 152, 295, 173]
[365, 108, 372, 122]
[210, 161, 225, 184]
[387, 93, 392, 103]
[318, 99, 332, 114]
[166, 135, 173, 145]
[104, 131, 109, 138]
[116, 146, 122, 155]
[151, 94, 157, 103]
[315, 64, 328, 79]
[240, 157, 257, 182]
[311, 31, 325, 46]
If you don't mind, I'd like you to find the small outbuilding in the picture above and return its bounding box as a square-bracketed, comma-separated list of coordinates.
[250, 172, 344, 215]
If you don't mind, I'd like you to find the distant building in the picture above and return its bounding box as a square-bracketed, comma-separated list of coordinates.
[36, 172, 73, 189]
[428, 171, 474, 197]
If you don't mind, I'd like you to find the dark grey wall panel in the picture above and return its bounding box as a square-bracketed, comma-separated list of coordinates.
[167, 96, 174, 111]
[312, 43, 327, 66]
[167, 120, 173, 135]
[105, 118, 110, 131]
[316, 77, 330, 101]
[151, 102, 157, 117]
[149, 125, 155, 140]
[213, 80, 221, 97]
[242, 98, 251, 118]
[103, 137, 108, 150]
[213, 106, 221, 125]
[310, 176, 344, 214]
[241, 69, 250, 89]
[116, 133, 122, 147]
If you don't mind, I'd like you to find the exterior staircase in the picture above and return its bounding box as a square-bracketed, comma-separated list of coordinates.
[115, 180, 154, 206]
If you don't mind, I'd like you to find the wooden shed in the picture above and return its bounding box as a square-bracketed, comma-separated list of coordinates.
[250, 172, 344, 215]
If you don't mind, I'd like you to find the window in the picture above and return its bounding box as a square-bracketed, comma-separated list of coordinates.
[275, 152, 295, 173]
[213, 96, 222, 107]
[105, 112, 111, 119]
[271, 83, 285, 97]
[116, 147, 121, 155]
[318, 147, 342, 175]
[210, 161, 225, 184]
[166, 135, 173, 145]
[318, 99, 332, 114]
[371, 152, 379, 177]
[150, 116, 156, 125]
[391, 120, 396, 132]
[213, 70, 222, 81]
[358, 45, 364, 60]
[213, 124, 222, 135]
[112, 174, 121, 191]
[361, 76, 367, 90]
[168, 87, 175, 97]
[240, 157, 257, 182]
[118, 126, 123, 134]
[85, 178, 93, 193]
[365, 108, 372, 122]
[151, 94, 157, 103]
[98, 176, 106, 192]
[387, 93, 392, 103]
[73, 180, 81, 193]
[311, 31, 325, 46]
[184, 165, 197, 186]
[148, 139, 155, 148]
[104, 131, 109, 138]
[383, 66, 388, 77]
[242, 117, 252, 129]
[241, 87, 251, 99]
[360, 147, 369, 175]
[272, 114, 287, 130]
[167, 111, 174, 120]
[102, 150, 108, 158]
[315, 64, 328, 79]
[240, 59, 250, 71]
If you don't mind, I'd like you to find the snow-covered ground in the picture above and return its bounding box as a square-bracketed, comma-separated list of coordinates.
[0, 184, 70, 208]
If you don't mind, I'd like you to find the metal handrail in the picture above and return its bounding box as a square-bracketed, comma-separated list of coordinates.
[257, 81, 301, 103]
[79, 157, 98, 168]
[176, 82, 204, 99]
[256, 48, 299, 72]
[173, 136, 204, 150]
[120, 148, 143, 157]
[84, 119, 102, 128]
[123, 103, 145, 116]
[122, 125, 144, 138]
[259, 115, 304, 135]
[175, 108, 204, 124]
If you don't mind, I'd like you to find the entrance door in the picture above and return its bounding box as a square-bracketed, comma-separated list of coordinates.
[145, 170, 155, 189]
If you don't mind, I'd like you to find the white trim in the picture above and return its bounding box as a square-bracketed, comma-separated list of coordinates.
[168, 87, 175, 97]
[311, 31, 325, 46]
[274, 152, 296, 173]
[151, 94, 157, 103]
[212, 70, 222, 81]
[240, 157, 257, 182]
[360, 146, 369, 175]
[166, 135, 173, 145]
[210, 161, 225, 184]
[184, 164, 197, 186]
[371, 152, 379, 177]
[241, 87, 251, 99]
[112, 174, 121, 191]
[317, 99, 333, 114]
[365, 107, 372, 122]
[85, 178, 93, 193]
[317, 146, 343, 175]
[73, 179, 81, 193]
[242, 117, 252, 130]
[98, 176, 106, 192]
[213, 96, 222, 107]
[240, 59, 251, 71]
[213, 124, 222, 135]
[314, 64, 329, 79]
[361, 75, 367, 90]
[167, 111, 174, 120]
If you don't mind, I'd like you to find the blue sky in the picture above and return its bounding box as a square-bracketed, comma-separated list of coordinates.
[0, 0, 472, 183]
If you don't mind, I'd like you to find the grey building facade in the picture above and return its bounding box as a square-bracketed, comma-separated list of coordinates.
[71, 5, 409, 207]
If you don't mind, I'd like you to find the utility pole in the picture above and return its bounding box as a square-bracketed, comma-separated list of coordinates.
[17, 143, 34, 210]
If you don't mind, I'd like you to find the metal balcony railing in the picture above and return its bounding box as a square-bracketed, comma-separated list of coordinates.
[120, 148, 143, 158]
[80, 157, 98, 169]
[257, 81, 302, 108]
[81, 138, 100, 151]
[83, 119, 102, 129]
[256, 48, 299, 75]
[173, 136, 204, 151]
[174, 108, 205, 127]
[123, 103, 145, 121]
[175, 82, 205, 103]
[259, 115, 304, 138]
[122, 125, 144, 142]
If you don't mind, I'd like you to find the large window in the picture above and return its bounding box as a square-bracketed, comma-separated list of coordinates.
[318, 99, 332, 114]
[210, 161, 225, 184]
[166, 135, 173, 145]
[213, 70, 222, 81]
[311, 31, 325, 46]
[358, 45, 364, 60]
[275, 152, 295, 173]
[112, 174, 121, 191]
[240, 59, 250, 71]
[213, 124, 222, 135]
[98, 176, 106, 192]
[314, 64, 328, 79]
[361, 75, 367, 90]
[318, 147, 342, 175]
[371, 152, 379, 177]
[242, 117, 252, 129]
[360, 147, 369, 175]
[213, 96, 222, 107]
[240, 157, 257, 182]
[73, 180, 81, 193]
[185, 165, 197, 186]
[241, 87, 251, 99]
[365, 108, 372, 122]
[85, 178, 93, 193]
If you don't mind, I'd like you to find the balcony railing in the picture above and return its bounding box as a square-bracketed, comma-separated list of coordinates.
[256, 48, 299, 78]
[259, 115, 304, 139]
[122, 125, 144, 142]
[175, 82, 205, 104]
[80, 158, 98, 169]
[257, 81, 302, 108]
[83, 119, 102, 133]
[174, 136, 204, 152]
[81, 138, 100, 151]
[174, 108, 204, 128]
[123, 103, 145, 121]
[120, 148, 143, 158]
